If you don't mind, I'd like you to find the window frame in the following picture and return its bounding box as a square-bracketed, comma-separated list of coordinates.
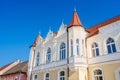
[76, 38, 80, 55]
[70, 39, 73, 57]
[33, 74, 38, 80]
[46, 47, 51, 64]
[106, 37, 117, 54]
[44, 73, 50, 80]
[92, 69, 104, 80]
[91, 42, 100, 57]
[58, 70, 66, 80]
[35, 52, 40, 66]
[59, 42, 66, 60]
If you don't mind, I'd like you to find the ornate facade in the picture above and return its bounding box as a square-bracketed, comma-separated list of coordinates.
[28, 10, 120, 80]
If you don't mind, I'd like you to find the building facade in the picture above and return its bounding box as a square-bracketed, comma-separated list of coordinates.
[28, 10, 120, 80]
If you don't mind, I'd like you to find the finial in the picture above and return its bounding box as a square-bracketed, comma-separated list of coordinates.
[74, 6, 76, 12]
[39, 31, 41, 34]
[49, 26, 52, 32]
[62, 19, 64, 25]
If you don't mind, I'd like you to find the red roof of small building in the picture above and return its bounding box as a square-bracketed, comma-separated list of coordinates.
[0, 62, 13, 71]
[86, 15, 120, 38]
[67, 10, 83, 28]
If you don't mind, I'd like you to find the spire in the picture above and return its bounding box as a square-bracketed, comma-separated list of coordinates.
[67, 9, 82, 28]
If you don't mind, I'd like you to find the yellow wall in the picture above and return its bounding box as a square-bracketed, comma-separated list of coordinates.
[88, 61, 120, 80]
[32, 68, 84, 80]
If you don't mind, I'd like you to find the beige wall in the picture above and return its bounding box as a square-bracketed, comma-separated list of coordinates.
[32, 68, 86, 80]
[88, 61, 120, 80]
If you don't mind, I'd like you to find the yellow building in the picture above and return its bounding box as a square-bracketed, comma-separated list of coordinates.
[27, 9, 120, 80]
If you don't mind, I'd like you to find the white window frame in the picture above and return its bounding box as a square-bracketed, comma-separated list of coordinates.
[92, 68, 104, 80]
[91, 42, 99, 57]
[44, 73, 50, 80]
[76, 38, 80, 55]
[58, 70, 66, 80]
[35, 52, 40, 66]
[46, 47, 51, 64]
[33, 74, 38, 80]
[59, 42, 66, 60]
[106, 37, 117, 54]
[70, 39, 73, 57]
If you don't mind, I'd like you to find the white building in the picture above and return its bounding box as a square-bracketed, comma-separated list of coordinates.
[28, 10, 120, 80]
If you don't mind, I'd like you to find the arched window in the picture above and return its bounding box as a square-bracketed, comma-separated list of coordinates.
[71, 39, 73, 57]
[60, 42, 66, 60]
[59, 71, 65, 80]
[76, 39, 79, 55]
[106, 38, 117, 54]
[45, 73, 49, 80]
[46, 48, 51, 63]
[93, 69, 103, 80]
[91, 42, 99, 57]
[35, 52, 40, 66]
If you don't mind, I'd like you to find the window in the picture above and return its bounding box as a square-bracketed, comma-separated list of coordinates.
[91, 42, 99, 57]
[34, 75, 37, 80]
[76, 39, 79, 55]
[45, 73, 49, 80]
[60, 42, 66, 60]
[106, 38, 117, 54]
[59, 71, 65, 80]
[46, 48, 51, 63]
[71, 39, 73, 57]
[35, 52, 40, 66]
[14, 77, 18, 80]
[93, 69, 103, 80]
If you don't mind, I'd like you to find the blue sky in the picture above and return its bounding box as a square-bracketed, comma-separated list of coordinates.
[0, 0, 120, 66]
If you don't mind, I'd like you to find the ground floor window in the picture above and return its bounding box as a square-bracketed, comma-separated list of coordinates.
[45, 73, 49, 80]
[59, 71, 65, 80]
[34, 75, 38, 80]
[93, 69, 103, 80]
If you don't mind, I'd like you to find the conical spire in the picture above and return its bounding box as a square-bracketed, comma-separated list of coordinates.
[67, 9, 82, 28]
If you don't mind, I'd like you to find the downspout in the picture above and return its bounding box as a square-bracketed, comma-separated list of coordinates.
[67, 29, 69, 80]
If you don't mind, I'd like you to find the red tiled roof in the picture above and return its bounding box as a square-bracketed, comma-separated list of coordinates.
[86, 15, 120, 38]
[3, 61, 28, 75]
[0, 62, 13, 71]
[67, 11, 83, 28]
